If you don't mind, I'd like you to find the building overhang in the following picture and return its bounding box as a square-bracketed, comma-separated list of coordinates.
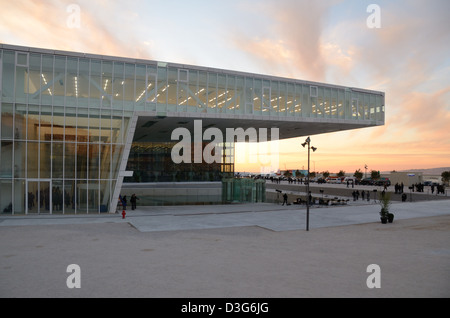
[132, 112, 382, 143]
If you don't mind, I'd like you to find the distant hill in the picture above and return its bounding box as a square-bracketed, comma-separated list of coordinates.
[398, 167, 450, 175]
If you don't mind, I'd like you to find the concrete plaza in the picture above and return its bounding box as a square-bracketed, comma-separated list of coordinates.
[0, 197, 449, 298]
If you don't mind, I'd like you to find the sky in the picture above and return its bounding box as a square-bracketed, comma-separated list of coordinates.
[1, 0, 449, 174]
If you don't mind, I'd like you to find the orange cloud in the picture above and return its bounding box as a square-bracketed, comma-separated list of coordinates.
[0, 0, 151, 59]
[230, 1, 334, 82]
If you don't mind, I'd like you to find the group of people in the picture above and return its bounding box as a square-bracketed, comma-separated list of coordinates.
[119, 194, 139, 210]
[433, 184, 446, 195]
[282, 192, 313, 206]
[412, 183, 425, 193]
[352, 190, 370, 201]
[270, 177, 308, 184]
[27, 187, 73, 212]
[394, 183, 405, 194]
[398, 182, 446, 195]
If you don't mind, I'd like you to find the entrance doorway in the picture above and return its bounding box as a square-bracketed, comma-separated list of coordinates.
[27, 179, 52, 214]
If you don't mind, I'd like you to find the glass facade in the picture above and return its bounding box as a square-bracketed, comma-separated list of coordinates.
[124, 142, 234, 183]
[222, 178, 266, 203]
[0, 44, 384, 214]
[1, 48, 132, 214]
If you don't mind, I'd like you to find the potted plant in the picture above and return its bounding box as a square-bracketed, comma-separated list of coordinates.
[380, 208, 388, 224]
[387, 211, 394, 223]
[378, 191, 392, 224]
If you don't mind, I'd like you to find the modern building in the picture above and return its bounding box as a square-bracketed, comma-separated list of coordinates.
[0, 44, 385, 214]
[387, 171, 423, 187]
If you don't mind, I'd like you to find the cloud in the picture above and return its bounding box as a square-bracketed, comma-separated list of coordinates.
[269, 0, 332, 81]
[230, 0, 337, 81]
[0, 0, 151, 59]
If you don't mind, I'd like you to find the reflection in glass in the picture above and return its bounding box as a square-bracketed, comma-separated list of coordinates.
[88, 181, 99, 213]
[40, 142, 51, 178]
[52, 179, 64, 214]
[76, 180, 87, 214]
[27, 141, 39, 178]
[52, 142, 64, 178]
[41, 55, 54, 105]
[14, 179, 25, 214]
[1, 103, 13, 138]
[53, 56, 66, 98]
[0, 180, 13, 214]
[76, 143, 88, 179]
[14, 105, 27, 140]
[64, 180, 76, 213]
[88, 143, 99, 180]
[100, 144, 111, 179]
[14, 141, 26, 178]
[99, 180, 110, 212]
[90, 60, 101, 108]
[64, 143, 76, 179]
[1, 141, 13, 178]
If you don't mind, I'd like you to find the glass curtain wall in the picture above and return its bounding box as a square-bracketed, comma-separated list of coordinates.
[125, 142, 234, 183]
[156, 66, 384, 121]
[0, 49, 132, 214]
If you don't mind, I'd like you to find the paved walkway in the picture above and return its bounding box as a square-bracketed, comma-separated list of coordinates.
[1, 198, 449, 298]
[1, 200, 449, 232]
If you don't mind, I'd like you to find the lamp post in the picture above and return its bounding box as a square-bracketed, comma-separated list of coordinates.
[301, 137, 317, 231]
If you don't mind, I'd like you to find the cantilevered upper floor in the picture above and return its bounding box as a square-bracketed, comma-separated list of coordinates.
[1, 43, 384, 140]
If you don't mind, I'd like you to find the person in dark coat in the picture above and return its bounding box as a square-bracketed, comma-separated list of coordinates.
[282, 193, 288, 206]
[130, 194, 139, 210]
[122, 195, 127, 210]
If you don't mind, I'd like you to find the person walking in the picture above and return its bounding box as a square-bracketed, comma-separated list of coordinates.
[282, 193, 288, 206]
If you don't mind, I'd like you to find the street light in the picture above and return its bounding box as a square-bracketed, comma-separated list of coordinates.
[302, 136, 317, 231]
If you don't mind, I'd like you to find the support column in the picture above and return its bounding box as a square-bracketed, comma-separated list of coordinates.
[109, 113, 138, 213]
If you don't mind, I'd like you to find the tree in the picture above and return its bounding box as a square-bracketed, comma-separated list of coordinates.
[354, 169, 363, 180]
[442, 171, 450, 185]
[337, 170, 345, 177]
[283, 170, 292, 178]
[371, 170, 381, 180]
[322, 171, 330, 178]
[296, 170, 305, 178]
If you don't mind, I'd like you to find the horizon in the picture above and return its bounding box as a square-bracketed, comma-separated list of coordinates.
[1, 0, 448, 173]
[236, 166, 450, 175]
